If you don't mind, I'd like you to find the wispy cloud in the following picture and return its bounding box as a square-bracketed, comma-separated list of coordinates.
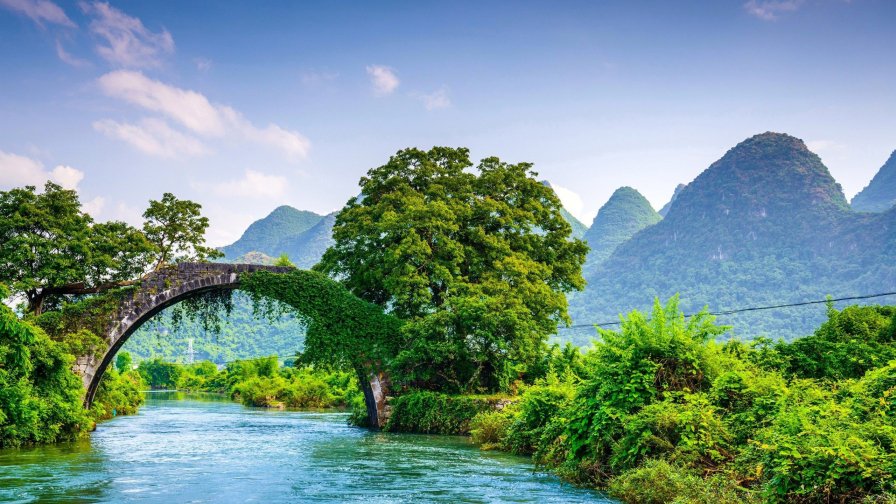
[55, 39, 90, 67]
[81, 196, 105, 217]
[207, 169, 289, 199]
[301, 70, 339, 86]
[81, 1, 174, 68]
[366, 65, 399, 95]
[0, 149, 84, 190]
[93, 117, 210, 158]
[415, 87, 451, 110]
[744, 0, 805, 20]
[194, 57, 212, 72]
[96, 70, 311, 159]
[0, 0, 75, 27]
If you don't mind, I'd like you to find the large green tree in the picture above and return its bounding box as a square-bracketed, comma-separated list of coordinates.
[315, 147, 587, 392]
[0, 183, 219, 315]
[143, 192, 223, 269]
[0, 183, 153, 314]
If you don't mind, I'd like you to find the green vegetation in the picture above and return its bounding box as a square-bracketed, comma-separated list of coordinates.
[316, 146, 587, 393]
[0, 285, 145, 446]
[0, 182, 221, 446]
[570, 132, 896, 342]
[852, 150, 896, 212]
[137, 356, 362, 410]
[459, 297, 896, 502]
[122, 291, 304, 363]
[220, 205, 326, 260]
[580, 186, 661, 274]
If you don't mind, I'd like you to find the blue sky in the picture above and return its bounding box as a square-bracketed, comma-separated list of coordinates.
[1, 0, 894, 246]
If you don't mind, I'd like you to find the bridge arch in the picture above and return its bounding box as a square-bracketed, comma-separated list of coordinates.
[77, 263, 400, 428]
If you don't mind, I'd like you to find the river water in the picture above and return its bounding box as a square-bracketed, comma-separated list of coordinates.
[0, 392, 612, 503]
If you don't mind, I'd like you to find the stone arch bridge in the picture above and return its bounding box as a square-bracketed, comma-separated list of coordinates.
[76, 262, 393, 428]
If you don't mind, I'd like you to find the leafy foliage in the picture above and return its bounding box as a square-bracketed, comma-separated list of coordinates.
[239, 269, 403, 374]
[773, 304, 896, 380]
[316, 146, 587, 392]
[461, 297, 896, 503]
[0, 183, 153, 314]
[0, 285, 90, 447]
[384, 391, 498, 435]
[143, 192, 223, 268]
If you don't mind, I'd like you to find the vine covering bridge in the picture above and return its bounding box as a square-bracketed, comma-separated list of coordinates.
[75, 262, 399, 428]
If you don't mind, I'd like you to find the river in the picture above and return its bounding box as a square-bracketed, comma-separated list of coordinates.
[0, 392, 612, 503]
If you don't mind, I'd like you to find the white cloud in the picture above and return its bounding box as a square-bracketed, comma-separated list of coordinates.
[0, 0, 75, 27]
[97, 70, 311, 159]
[210, 169, 289, 199]
[366, 65, 399, 95]
[81, 1, 174, 68]
[55, 39, 90, 67]
[50, 164, 84, 189]
[551, 183, 588, 223]
[93, 117, 210, 158]
[81, 195, 105, 217]
[0, 150, 84, 190]
[111, 201, 143, 226]
[744, 0, 805, 20]
[416, 87, 451, 110]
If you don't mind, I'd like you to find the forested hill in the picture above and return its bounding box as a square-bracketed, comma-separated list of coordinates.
[567, 132, 896, 343]
[221, 206, 324, 259]
[581, 186, 660, 274]
[852, 150, 896, 212]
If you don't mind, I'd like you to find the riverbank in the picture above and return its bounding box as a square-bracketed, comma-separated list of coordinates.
[382, 301, 896, 503]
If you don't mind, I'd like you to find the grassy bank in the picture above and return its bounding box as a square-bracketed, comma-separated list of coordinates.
[385, 299, 896, 503]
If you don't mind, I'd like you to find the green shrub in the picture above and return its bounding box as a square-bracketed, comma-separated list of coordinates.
[504, 381, 574, 454]
[0, 296, 90, 447]
[384, 391, 494, 434]
[471, 409, 515, 449]
[608, 459, 757, 504]
[91, 369, 146, 421]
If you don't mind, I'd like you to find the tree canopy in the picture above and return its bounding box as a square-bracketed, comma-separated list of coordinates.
[315, 146, 588, 392]
[0, 183, 218, 315]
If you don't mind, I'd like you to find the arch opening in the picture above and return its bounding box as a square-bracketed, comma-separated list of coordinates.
[78, 263, 401, 428]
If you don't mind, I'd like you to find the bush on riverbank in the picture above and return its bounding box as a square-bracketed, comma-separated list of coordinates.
[0, 286, 90, 447]
[459, 297, 896, 503]
[90, 368, 146, 421]
[384, 391, 507, 435]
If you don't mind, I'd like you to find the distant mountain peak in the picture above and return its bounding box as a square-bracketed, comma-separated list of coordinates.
[582, 186, 660, 271]
[664, 131, 849, 223]
[852, 150, 896, 212]
[220, 205, 325, 259]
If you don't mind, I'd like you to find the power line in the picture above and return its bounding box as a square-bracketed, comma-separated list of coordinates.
[558, 291, 896, 330]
